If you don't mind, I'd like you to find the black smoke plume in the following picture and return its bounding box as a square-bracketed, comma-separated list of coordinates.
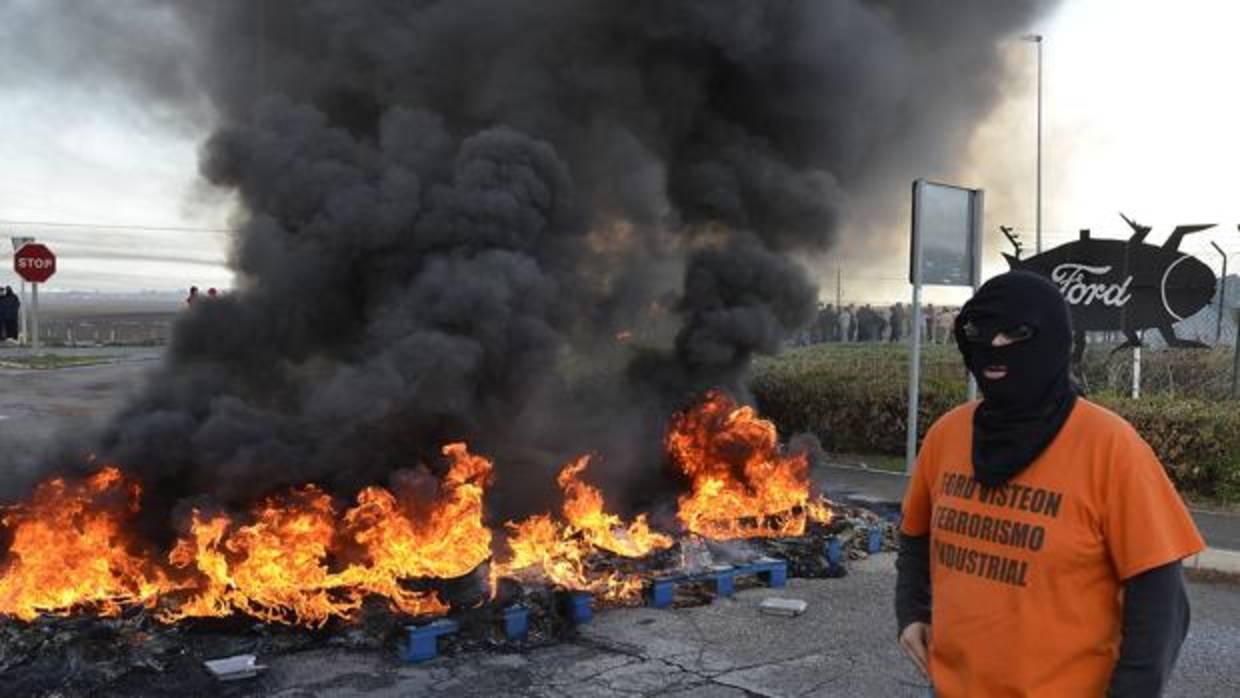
[4, 1, 1054, 521]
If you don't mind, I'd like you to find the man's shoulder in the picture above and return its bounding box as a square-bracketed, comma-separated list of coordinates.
[925, 401, 979, 441]
[1067, 399, 1167, 475]
[1070, 398, 1140, 439]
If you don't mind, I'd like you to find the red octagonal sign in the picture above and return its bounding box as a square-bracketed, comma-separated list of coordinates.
[14, 243, 56, 283]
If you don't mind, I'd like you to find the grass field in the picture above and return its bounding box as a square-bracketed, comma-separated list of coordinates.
[0, 354, 120, 370]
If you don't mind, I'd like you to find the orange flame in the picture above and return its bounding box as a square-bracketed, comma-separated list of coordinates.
[667, 391, 831, 539]
[0, 445, 491, 626]
[495, 455, 670, 602]
[0, 467, 175, 621]
[161, 485, 370, 626]
[161, 443, 490, 626]
[558, 455, 672, 558]
[2, 394, 830, 626]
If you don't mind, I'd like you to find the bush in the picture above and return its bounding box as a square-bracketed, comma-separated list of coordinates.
[1098, 395, 1240, 502]
[751, 343, 1240, 503]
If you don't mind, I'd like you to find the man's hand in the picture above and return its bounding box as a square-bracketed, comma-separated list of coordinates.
[899, 621, 932, 677]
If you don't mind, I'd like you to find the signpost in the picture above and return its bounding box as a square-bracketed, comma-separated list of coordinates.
[13, 242, 56, 352]
[907, 180, 984, 473]
[10, 236, 34, 343]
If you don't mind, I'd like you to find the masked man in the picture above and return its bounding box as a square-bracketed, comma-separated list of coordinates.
[895, 271, 1204, 697]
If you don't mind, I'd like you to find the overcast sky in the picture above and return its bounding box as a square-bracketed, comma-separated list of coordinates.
[0, 0, 1237, 298]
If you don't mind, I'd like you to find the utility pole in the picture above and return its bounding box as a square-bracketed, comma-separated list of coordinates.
[1022, 34, 1044, 253]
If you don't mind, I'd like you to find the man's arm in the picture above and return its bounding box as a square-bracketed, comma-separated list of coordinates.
[895, 532, 931, 633]
[1106, 561, 1190, 698]
[896, 532, 933, 676]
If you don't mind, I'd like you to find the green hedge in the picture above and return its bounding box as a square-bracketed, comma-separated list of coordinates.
[751, 344, 1240, 503]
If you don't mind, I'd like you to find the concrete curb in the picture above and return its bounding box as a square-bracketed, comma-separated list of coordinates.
[1185, 548, 1240, 575]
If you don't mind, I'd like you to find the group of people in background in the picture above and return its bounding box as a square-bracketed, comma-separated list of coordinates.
[185, 286, 220, 306]
[795, 302, 960, 345]
[0, 285, 21, 342]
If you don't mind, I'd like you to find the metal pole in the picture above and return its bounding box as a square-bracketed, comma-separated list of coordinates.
[835, 268, 842, 314]
[906, 181, 925, 473]
[1233, 239, 1240, 398]
[19, 279, 27, 346]
[31, 282, 39, 354]
[1230, 307, 1240, 399]
[1022, 34, 1044, 253]
[1132, 337, 1141, 400]
[1036, 36, 1043, 254]
[907, 281, 923, 472]
[1232, 308, 1240, 398]
[1212, 242, 1227, 343]
[1222, 259, 1230, 343]
[966, 189, 984, 402]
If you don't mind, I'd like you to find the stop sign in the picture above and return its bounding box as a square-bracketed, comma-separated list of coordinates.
[14, 243, 56, 283]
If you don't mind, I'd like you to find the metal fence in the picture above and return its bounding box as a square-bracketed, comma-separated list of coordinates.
[790, 297, 1240, 402]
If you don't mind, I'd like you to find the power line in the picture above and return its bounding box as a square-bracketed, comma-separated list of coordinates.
[0, 219, 233, 236]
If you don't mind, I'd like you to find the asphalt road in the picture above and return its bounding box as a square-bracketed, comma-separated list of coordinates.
[2, 354, 1238, 696]
[104, 555, 1240, 697]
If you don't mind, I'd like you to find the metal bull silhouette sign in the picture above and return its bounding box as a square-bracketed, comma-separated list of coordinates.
[1002, 214, 1217, 354]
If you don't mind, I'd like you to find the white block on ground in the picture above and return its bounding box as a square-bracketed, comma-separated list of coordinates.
[204, 654, 266, 681]
[759, 598, 808, 617]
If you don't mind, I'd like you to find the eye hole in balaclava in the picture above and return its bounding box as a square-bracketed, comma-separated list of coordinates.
[954, 271, 1078, 486]
[960, 321, 1036, 345]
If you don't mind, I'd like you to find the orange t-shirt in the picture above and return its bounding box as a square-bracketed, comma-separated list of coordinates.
[901, 399, 1205, 698]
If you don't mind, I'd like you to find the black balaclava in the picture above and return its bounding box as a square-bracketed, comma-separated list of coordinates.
[954, 270, 1078, 486]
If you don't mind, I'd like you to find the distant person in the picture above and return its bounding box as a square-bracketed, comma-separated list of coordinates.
[820, 304, 838, 342]
[186, 286, 200, 307]
[873, 305, 889, 341]
[866, 304, 883, 341]
[937, 307, 957, 345]
[0, 286, 19, 341]
[924, 303, 937, 343]
[207, 287, 219, 299]
[855, 304, 871, 341]
[838, 304, 853, 343]
[889, 303, 905, 342]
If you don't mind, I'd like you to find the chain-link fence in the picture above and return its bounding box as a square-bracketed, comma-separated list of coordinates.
[788, 295, 1240, 402]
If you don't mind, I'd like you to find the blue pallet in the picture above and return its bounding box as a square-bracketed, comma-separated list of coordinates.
[560, 591, 594, 624]
[867, 525, 884, 554]
[402, 618, 460, 663]
[502, 605, 529, 641]
[647, 558, 789, 608]
[750, 557, 787, 588]
[826, 536, 844, 566]
[650, 577, 678, 608]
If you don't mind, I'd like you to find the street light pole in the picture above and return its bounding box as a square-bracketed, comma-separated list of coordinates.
[1022, 33, 1044, 253]
[1212, 242, 1228, 343]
